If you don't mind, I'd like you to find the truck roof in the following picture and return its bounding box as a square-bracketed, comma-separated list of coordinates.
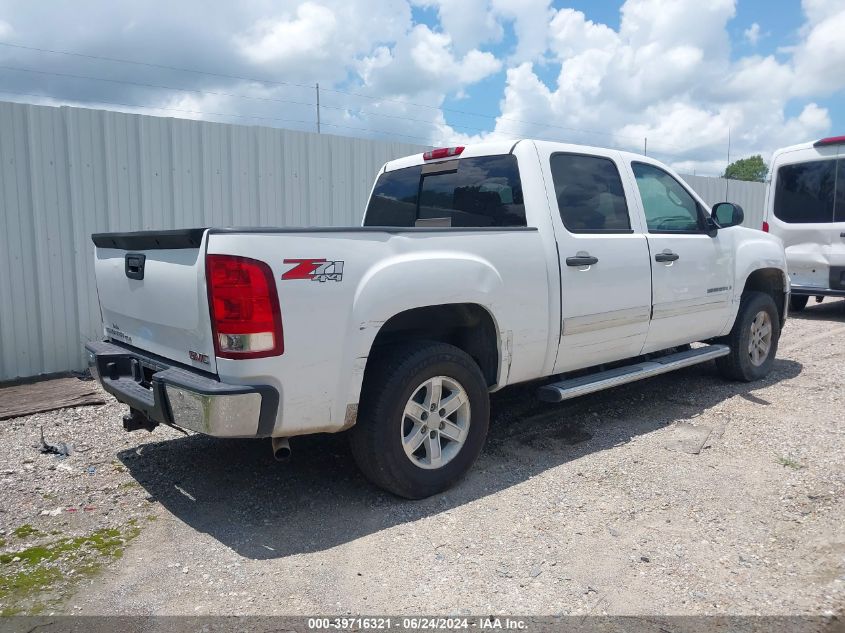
[382, 139, 652, 173]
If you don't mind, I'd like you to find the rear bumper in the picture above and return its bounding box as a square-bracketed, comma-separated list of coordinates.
[84, 340, 279, 437]
[790, 266, 845, 297]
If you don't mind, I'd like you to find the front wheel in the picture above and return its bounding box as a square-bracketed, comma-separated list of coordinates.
[716, 291, 781, 382]
[350, 341, 490, 499]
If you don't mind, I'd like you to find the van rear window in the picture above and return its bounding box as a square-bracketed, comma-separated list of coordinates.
[773, 159, 837, 224]
[364, 155, 526, 227]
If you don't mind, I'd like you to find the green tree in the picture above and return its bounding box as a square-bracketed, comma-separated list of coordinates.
[723, 155, 768, 182]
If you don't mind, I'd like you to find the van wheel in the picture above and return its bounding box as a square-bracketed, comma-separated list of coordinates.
[716, 291, 780, 382]
[789, 295, 808, 311]
[350, 341, 490, 499]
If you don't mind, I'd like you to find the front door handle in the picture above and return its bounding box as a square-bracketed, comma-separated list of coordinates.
[655, 252, 679, 263]
[566, 255, 599, 266]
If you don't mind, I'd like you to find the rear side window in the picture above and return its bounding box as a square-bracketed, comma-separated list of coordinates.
[364, 155, 526, 227]
[774, 159, 836, 224]
[550, 153, 631, 232]
[837, 160, 845, 223]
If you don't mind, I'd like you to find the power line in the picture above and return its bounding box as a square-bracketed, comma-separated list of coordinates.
[0, 64, 500, 138]
[0, 40, 693, 152]
[0, 41, 316, 91]
[0, 63, 697, 157]
[0, 88, 439, 144]
[0, 86, 702, 163]
[0, 64, 316, 110]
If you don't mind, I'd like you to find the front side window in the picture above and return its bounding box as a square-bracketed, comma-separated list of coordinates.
[774, 159, 836, 224]
[632, 162, 702, 232]
[364, 155, 526, 227]
[550, 153, 631, 232]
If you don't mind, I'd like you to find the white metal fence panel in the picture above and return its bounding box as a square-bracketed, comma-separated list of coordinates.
[681, 174, 767, 229]
[0, 101, 426, 380]
[0, 100, 769, 380]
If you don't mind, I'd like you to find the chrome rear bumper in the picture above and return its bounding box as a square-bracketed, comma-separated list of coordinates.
[85, 340, 279, 437]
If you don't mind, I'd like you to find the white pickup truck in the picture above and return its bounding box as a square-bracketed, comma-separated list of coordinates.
[86, 140, 789, 498]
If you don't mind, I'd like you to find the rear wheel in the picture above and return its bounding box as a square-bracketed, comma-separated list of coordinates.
[350, 341, 490, 499]
[716, 291, 780, 382]
[789, 294, 809, 311]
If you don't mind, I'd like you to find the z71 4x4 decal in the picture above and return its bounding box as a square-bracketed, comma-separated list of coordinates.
[282, 258, 344, 282]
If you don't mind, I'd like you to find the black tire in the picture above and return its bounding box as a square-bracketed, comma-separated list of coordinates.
[790, 294, 809, 312]
[349, 341, 490, 499]
[716, 291, 781, 382]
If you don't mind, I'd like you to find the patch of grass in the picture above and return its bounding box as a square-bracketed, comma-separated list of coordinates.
[12, 524, 45, 539]
[118, 480, 140, 489]
[776, 455, 805, 470]
[0, 524, 141, 615]
[0, 539, 6, 548]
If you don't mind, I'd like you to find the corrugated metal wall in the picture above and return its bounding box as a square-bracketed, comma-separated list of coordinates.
[0, 100, 768, 381]
[0, 101, 426, 381]
[682, 174, 767, 229]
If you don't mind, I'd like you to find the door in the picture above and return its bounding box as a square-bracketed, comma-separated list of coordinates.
[769, 150, 845, 293]
[541, 151, 653, 373]
[629, 162, 734, 352]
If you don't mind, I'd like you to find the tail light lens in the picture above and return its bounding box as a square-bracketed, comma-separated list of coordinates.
[423, 146, 464, 160]
[762, 221, 770, 232]
[206, 255, 283, 359]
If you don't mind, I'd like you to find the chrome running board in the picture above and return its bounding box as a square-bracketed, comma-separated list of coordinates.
[537, 344, 730, 403]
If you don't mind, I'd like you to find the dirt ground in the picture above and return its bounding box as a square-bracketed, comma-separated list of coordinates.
[1, 299, 844, 617]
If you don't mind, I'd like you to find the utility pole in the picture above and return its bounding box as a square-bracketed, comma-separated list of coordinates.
[644, 137, 647, 156]
[725, 127, 731, 199]
[316, 83, 321, 134]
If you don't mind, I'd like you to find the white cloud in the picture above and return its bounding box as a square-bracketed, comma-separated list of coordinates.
[358, 24, 501, 98]
[490, 0, 553, 63]
[441, 0, 841, 175]
[744, 22, 761, 46]
[1, 0, 844, 175]
[236, 4, 339, 65]
[801, 0, 844, 24]
[413, 0, 503, 54]
[791, 5, 845, 96]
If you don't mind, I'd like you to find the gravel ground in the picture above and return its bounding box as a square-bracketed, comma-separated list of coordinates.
[1, 299, 844, 617]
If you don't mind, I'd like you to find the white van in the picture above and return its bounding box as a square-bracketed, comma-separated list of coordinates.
[764, 136, 845, 311]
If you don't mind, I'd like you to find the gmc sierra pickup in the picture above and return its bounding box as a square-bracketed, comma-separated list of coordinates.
[86, 139, 789, 498]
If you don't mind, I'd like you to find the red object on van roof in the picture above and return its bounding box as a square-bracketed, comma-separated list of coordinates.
[813, 136, 845, 147]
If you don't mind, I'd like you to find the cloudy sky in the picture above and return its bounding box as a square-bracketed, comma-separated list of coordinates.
[0, 0, 843, 175]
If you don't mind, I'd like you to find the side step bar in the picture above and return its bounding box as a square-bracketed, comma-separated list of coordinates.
[537, 344, 730, 403]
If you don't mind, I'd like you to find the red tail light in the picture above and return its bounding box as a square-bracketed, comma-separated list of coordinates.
[762, 221, 770, 232]
[423, 146, 464, 160]
[206, 255, 283, 359]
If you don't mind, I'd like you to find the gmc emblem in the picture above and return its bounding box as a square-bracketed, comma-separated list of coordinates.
[189, 350, 210, 364]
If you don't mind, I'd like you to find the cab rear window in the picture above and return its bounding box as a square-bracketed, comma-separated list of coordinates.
[364, 155, 526, 227]
[773, 159, 840, 224]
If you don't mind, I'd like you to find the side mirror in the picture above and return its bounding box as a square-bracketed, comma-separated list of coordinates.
[712, 202, 744, 228]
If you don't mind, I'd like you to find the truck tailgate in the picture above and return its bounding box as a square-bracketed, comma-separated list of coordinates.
[92, 229, 217, 373]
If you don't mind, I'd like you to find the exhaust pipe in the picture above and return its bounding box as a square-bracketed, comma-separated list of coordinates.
[271, 437, 291, 461]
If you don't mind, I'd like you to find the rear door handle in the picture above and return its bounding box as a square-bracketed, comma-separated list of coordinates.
[655, 252, 679, 263]
[566, 255, 598, 266]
